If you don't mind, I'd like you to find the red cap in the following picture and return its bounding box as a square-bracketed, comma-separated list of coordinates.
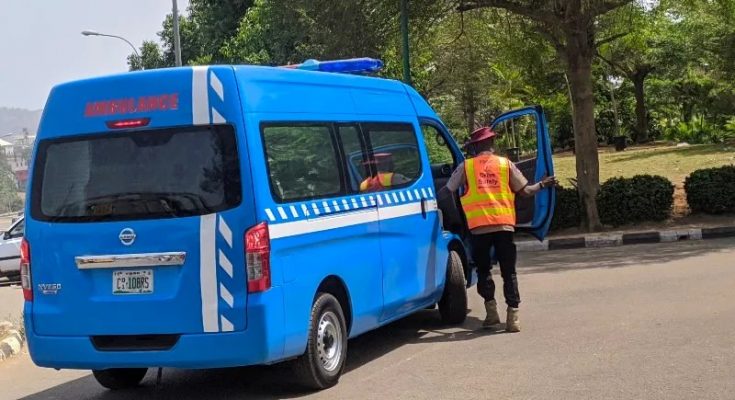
[465, 127, 497, 146]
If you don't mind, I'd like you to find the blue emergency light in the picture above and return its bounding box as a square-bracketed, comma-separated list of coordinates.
[282, 58, 384, 74]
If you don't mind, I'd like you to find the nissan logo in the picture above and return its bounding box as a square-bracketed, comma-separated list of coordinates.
[119, 228, 136, 246]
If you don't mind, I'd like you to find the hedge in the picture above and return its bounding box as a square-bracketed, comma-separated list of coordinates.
[685, 165, 735, 214]
[550, 186, 581, 231]
[549, 175, 675, 230]
[597, 175, 674, 227]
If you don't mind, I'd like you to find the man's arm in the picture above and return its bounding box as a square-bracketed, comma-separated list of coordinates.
[445, 162, 466, 192]
[509, 163, 557, 197]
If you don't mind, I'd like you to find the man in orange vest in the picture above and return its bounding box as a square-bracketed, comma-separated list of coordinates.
[360, 152, 409, 192]
[446, 126, 557, 332]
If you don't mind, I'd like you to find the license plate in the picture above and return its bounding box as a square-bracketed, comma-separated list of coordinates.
[113, 270, 153, 294]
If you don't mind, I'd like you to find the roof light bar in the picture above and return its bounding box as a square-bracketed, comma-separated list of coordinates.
[282, 58, 384, 74]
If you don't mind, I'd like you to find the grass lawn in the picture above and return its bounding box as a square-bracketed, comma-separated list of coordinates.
[553, 142, 735, 186]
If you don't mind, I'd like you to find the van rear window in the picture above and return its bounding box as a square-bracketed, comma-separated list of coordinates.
[31, 125, 241, 222]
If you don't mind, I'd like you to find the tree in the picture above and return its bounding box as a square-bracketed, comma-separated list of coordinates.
[128, 0, 254, 70]
[458, 0, 636, 231]
[597, 4, 658, 143]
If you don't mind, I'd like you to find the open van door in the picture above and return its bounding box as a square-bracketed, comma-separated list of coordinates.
[490, 106, 555, 240]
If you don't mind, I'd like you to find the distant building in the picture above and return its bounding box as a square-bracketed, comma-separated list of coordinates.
[0, 133, 35, 191]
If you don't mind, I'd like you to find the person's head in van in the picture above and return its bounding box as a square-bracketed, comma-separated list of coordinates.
[359, 152, 409, 192]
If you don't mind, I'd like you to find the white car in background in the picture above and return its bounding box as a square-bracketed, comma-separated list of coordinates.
[0, 216, 24, 278]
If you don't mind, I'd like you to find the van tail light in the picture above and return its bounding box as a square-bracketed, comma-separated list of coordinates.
[105, 118, 150, 129]
[20, 238, 32, 301]
[245, 222, 271, 293]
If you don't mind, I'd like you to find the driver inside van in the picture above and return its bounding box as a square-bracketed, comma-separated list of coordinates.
[359, 152, 410, 192]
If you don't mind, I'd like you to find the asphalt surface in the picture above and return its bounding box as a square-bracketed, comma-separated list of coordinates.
[1, 238, 734, 400]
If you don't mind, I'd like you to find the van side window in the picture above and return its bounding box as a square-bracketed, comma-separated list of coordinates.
[336, 125, 370, 193]
[420, 124, 456, 167]
[262, 124, 344, 202]
[361, 123, 421, 192]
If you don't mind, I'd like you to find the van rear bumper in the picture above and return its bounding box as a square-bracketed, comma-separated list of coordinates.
[24, 287, 287, 370]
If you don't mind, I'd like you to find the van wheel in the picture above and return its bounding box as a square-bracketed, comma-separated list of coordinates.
[92, 368, 148, 390]
[293, 293, 348, 390]
[438, 250, 468, 324]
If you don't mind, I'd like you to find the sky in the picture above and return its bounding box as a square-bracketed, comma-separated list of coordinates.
[0, 0, 190, 110]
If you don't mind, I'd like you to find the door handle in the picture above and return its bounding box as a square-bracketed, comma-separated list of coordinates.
[421, 198, 427, 219]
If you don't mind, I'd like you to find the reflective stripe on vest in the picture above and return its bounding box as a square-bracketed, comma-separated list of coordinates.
[359, 172, 394, 192]
[460, 155, 516, 229]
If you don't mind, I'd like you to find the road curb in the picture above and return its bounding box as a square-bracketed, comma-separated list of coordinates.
[518, 225, 735, 253]
[0, 321, 23, 362]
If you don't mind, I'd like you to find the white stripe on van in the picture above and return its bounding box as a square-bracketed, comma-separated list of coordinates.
[384, 193, 392, 204]
[360, 197, 368, 208]
[312, 203, 320, 215]
[376, 195, 383, 206]
[192, 66, 209, 125]
[406, 190, 414, 201]
[351, 198, 359, 209]
[218, 217, 233, 248]
[265, 208, 276, 221]
[289, 205, 299, 218]
[212, 108, 226, 123]
[392, 192, 399, 203]
[270, 209, 379, 239]
[220, 316, 234, 332]
[421, 188, 428, 198]
[219, 283, 234, 308]
[332, 201, 341, 211]
[210, 70, 224, 101]
[399, 192, 406, 202]
[342, 199, 350, 210]
[277, 207, 288, 220]
[427, 187, 434, 198]
[269, 201, 437, 240]
[414, 189, 421, 199]
[218, 250, 233, 278]
[301, 204, 310, 217]
[322, 201, 331, 213]
[199, 214, 218, 333]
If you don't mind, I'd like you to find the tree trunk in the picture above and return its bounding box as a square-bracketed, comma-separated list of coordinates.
[632, 74, 649, 143]
[565, 33, 602, 231]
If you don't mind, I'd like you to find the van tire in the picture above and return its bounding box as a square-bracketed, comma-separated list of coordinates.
[438, 250, 468, 325]
[293, 292, 348, 390]
[92, 368, 148, 390]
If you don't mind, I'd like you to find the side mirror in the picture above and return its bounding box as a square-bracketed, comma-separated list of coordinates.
[2, 231, 9, 241]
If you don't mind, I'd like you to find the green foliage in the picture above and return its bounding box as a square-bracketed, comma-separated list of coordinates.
[662, 115, 728, 144]
[550, 186, 581, 231]
[0, 154, 22, 213]
[685, 165, 735, 214]
[597, 175, 674, 226]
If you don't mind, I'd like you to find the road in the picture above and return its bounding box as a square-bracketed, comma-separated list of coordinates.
[1, 238, 734, 400]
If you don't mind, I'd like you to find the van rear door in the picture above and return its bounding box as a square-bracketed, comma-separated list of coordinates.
[28, 67, 254, 336]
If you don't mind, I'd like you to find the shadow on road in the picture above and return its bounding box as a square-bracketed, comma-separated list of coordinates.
[20, 309, 506, 400]
[518, 238, 734, 275]
[20, 239, 733, 399]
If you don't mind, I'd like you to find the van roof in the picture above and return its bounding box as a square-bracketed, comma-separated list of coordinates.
[38, 65, 433, 139]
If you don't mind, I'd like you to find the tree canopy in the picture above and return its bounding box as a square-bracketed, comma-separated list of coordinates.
[133, 0, 735, 231]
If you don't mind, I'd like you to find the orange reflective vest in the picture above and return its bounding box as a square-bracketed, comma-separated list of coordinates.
[360, 172, 393, 192]
[460, 154, 516, 229]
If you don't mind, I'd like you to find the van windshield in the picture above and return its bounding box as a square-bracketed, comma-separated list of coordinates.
[31, 125, 242, 222]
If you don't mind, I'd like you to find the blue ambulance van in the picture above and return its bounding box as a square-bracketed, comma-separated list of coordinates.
[22, 58, 554, 390]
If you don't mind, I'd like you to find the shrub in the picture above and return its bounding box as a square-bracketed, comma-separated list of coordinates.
[550, 186, 581, 231]
[685, 165, 735, 214]
[597, 175, 674, 226]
